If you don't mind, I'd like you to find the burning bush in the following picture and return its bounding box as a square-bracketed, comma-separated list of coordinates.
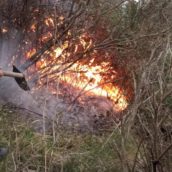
[0, 1, 172, 172]
[1, 0, 134, 112]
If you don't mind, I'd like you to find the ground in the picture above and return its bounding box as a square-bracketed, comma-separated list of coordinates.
[0, 105, 136, 172]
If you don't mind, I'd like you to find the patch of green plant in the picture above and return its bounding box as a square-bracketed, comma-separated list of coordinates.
[0, 106, 136, 172]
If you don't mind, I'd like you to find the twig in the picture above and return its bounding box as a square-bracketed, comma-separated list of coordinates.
[156, 143, 172, 162]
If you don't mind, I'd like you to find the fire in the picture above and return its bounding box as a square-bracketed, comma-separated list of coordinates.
[54, 41, 69, 58]
[14, 12, 130, 112]
[45, 17, 54, 27]
[54, 47, 63, 58]
[1, 28, 8, 33]
[30, 23, 36, 32]
[32, 43, 128, 111]
[58, 61, 128, 111]
[41, 32, 53, 42]
[26, 48, 36, 59]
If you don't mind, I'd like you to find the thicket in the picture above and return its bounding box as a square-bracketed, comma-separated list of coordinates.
[0, 0, 172, 172]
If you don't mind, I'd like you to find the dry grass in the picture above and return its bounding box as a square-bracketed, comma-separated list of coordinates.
[0, 105, 137, 172]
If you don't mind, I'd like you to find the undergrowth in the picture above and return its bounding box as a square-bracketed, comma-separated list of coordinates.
[0, 106, 136, 172]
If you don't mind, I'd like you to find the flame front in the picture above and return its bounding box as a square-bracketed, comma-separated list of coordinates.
[26, 46, 128, 112]
[59, 61, 128, 111]
[17, 15, 129, 112]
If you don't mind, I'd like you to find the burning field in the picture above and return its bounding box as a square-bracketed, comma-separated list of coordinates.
[0, 0, 133, 130]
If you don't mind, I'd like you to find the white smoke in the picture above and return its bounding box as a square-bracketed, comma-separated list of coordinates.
[0, 0, 116, 132]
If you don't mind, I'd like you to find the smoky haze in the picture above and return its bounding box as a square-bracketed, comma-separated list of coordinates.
[0, 0, 117, 132]
[0, 36, 94, 132]
[0, 35, 40, 112]
[0, 35, 113, 132]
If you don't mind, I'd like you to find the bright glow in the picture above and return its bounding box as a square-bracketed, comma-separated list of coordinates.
[2, 28, 8, 33]
[22, 16, 129, 112]
[31, 35, 129, 111]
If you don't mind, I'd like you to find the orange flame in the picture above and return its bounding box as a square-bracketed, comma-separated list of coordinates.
[33, 42, 128, 111]
[26, 48, 36, 59]
[58, 61, 128, 111]
[45, 17, 54, 27]
[20, 15, 129, 112]
[2, 28, 8, 33]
